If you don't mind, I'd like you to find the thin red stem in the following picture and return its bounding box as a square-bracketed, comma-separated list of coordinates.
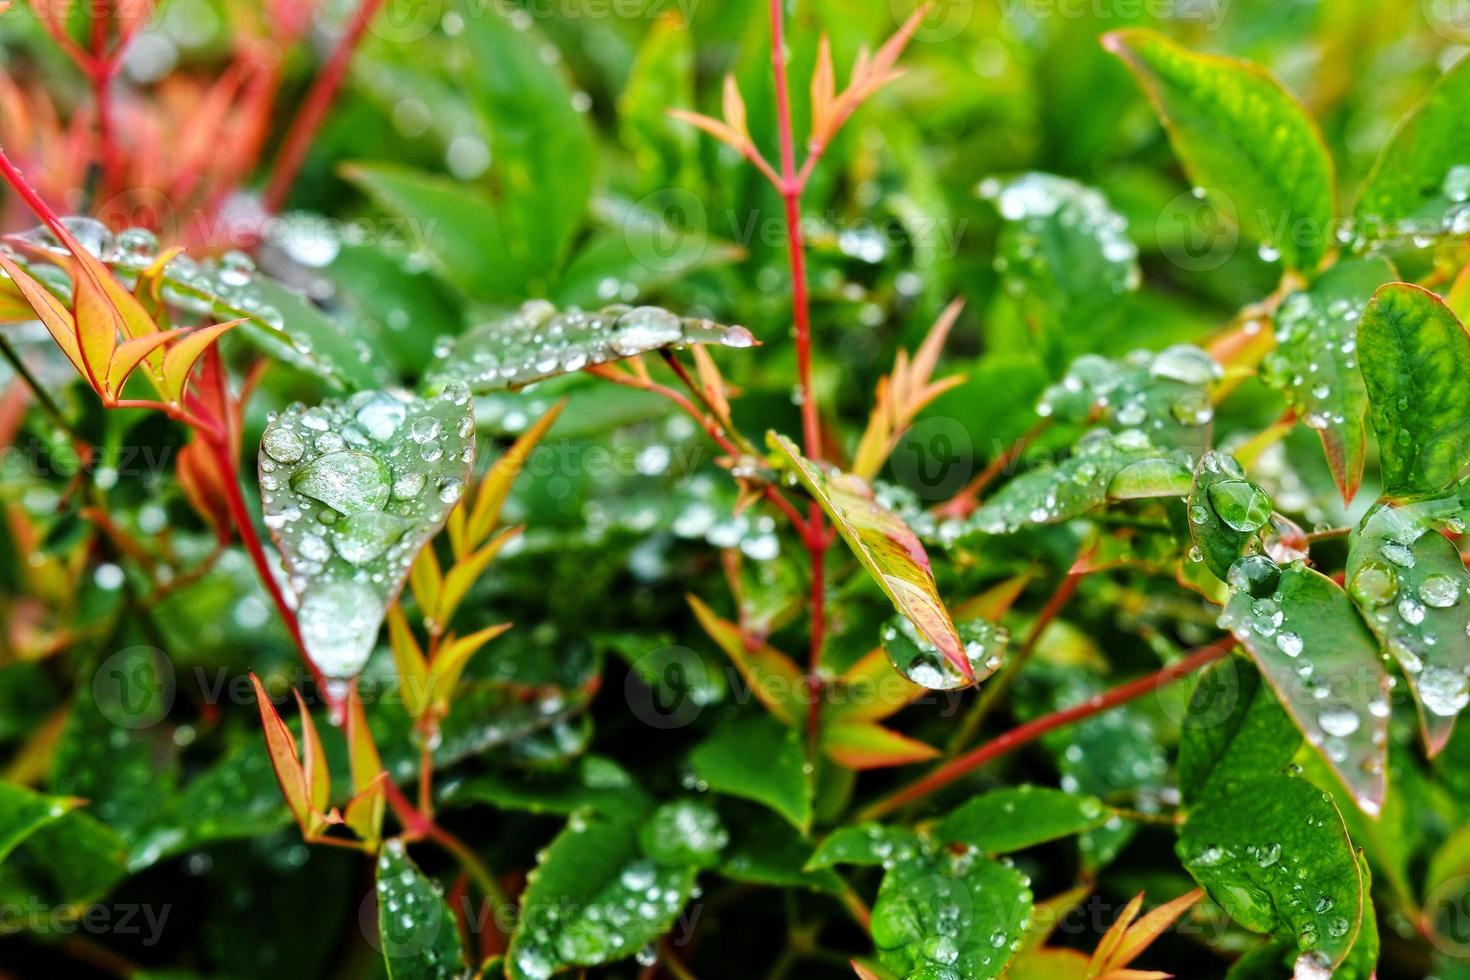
[263, 0, 387, 212]
[857, 638, 1235, 821]
[88, 15, 120, 198]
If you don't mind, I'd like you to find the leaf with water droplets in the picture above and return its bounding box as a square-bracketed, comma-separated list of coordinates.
[1188, 451, 1275, 583]
[1357, 283, 1470, 495]
[438, 756, 649, 819]
[1221, 853, 1377, 980]
[688, 714, 812, 832]
[0, 781, 128, 908]
[806, 824, 924, 872]
[1103, 29, 1335, 270]
[871, 841, 1033, 979]
[1262, 258, 1394, 502]
[1354, 55, 1470, 248]
[424, 301, 755, 394]
[259, 387, 476, 681]
[966, 430, 1193, 537]
[1178, 773, 1363, 970]
[1218, 563, 1390, 815]
[937, 786, 1110, 854]
[506, 808, 698, 980]
[1347, 498, 1470, 756]
[981, 173, 1140, 365]
[767, 432, 972, 684]
[375, 841, 468, 980]
[1177, 658, 1300, 805]
[879, 613, 1008, 692]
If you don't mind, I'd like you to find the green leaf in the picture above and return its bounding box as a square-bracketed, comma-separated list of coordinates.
[767, 432, 978, 684]
[936, 786, 1110, 853]
[688, 714, 812, 832]
[423, 301, 756, 395]
[376, 841, 468, 980]
[1177, 658, 1299, 805]
[871, 843, 1033, 979]
[342, 163, 525, 303]
[438, 756, 649, 818]
[0, 781, 127, 909]
[981, 173, 1139, 365]
[1354, 55, 1470, 246]
[1261, 257, 1395, 502]
[1187, 451, 1275, 584]
[720, 806, 842, 893]
[617, 14, 700, 196]
[1103, 29, 1335, 270]
[1220, 855, 1376, 980]
[806, 824, 923, 871]
[638, 799, 729, 868]
[455, 0, 594, 289]
[506, 809, 698, 980]
[1346, 498, 1470, 756]
[1178, 773, 1362, 970]
[259, 388, 475, 680]
[1357, 283, 1470, 495]
[967, 430, 1192, 536]
[1218, 563, 1390, 815]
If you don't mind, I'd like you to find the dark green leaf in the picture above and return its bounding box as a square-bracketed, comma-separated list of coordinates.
[1187, 451, 1275, 583]
[638, 799, 728, 868]
[1346, 497, 1470, 755]
[1218, 563, 1389, 815]
[1104, 29, 1335, 270]
[806, 824, 923, 871]
[376, 841, 468, 980]
[1357, 283, 1470, 495]
[936, 786, 1110, 854]
[1177, 658, 1299, 805]
[688, 714, 812, 832]
[0, 781, 127, 908]
[438, 756, 648, 818]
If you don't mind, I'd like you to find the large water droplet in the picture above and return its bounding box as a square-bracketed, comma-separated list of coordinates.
[1207, 480, 1272, 533]
[298, 581, 381, 678]
[290, 451, 392, 515]
[880, 614, 1009, 690]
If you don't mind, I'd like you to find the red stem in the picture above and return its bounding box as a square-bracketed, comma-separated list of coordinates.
[263, 0, 387, 213]
[767, 0, 831, 745]
[857, 638, 1235, 820]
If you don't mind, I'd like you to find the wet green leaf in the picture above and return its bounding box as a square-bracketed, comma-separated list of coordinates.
[638, 798, 728, 868]
[936, 786, 1110, 854]
[1187, 451, 1275, 583]
[1178, 774, 1362, 971]
[806, 824, 923, 871]
[438, 756, 649, 818]
[1357, 283, 1470, 495]
[871, 842, 1033, 980]
[1346, 498, 1470, 756]
[0, 781, 127, 910]
[1261, 257, 1395, 501]
[768, 432, 975, 685]
[1104, 29, 1335, 270]
[1177, 658, 1299, 805]
[259, 387, 475, 680]
[688, 714, 811, 832]
[1354, 55, 1470, 247]
[506, 809, 698, 980]
[376, 841, 468, 980]
[1218, 563, 1390, 815]
[424, 301, 756, 394]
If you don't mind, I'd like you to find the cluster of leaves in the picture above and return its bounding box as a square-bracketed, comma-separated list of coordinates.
[3, 2, 1470, 980]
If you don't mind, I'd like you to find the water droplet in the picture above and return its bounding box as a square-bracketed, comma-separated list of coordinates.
[290, 451, 392, 515]
[1207, 480, 1273, 533]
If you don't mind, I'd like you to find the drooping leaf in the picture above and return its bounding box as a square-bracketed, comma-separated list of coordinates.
[375, 841, 468, 980]
[1218, 563, 1390, 815]
[980, 172, 1139, 364]
[259, 387, 476, 680]
[0, 781, 127, 908]
[1187, 451, 1275, 583]
[806, 824, 924, 872]
[1103, 29, 1335, 270]
[1178, 773, 1362, 970]
[1346, 498, 1470, 756]
[1357, 283, 1470, 495]
[1354, 55, 1470, 247]
[937, 786, 1110, 854]
[767, 432, 975, 684]
[423, 301, 756, 395]
[506, 809, 698, 980]
[871, 841, 1034, 979]
[1177, 658, 1300, 805]
[1261, 257, 1395, 501]
[688, 714, 812, 832]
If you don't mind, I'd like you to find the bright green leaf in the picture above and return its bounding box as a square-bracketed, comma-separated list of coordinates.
[376, 841, 468, 980]
[936, 786, 1110, 853]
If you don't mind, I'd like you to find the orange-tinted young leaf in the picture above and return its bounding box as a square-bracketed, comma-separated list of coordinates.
[343, 685, 386, 844]
[249, 673, 312, 833]
[667, 108, 746, 153]
[688, 593, 804, 726]
[851, 963, 883, 980]
[408, 546, 442, 620]
[106, 328, 182, 395]
[811, 36, 836, 145]
[387, 605, 430, 719]
[160, 319, 243, 403]
[820, 721, 938, 770]
[1092, 888, 1203, 977]
[952, 570, 1035, 622]
[437, 527, 520, 628]
[690, 345, 733, 425]
[824, 647, 924, 723]
[721, 73, 750, 146]
[1089, 892, 1143, 974]
[0, 254, 86, 379]
[175, 438, 233, 543]
[428, 622, 513, 714]
[292, 688, 331, 819]
[343, 772, 387, 845]
[71, 271, 122, 392]
[463, 400, 565, 552]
